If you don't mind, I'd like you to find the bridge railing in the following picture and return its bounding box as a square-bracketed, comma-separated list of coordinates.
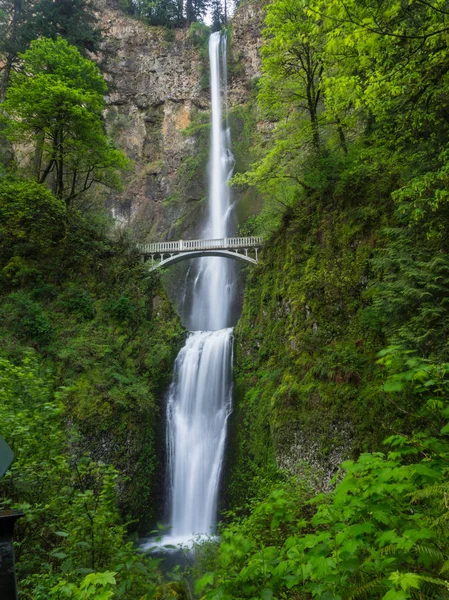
[138, 236, 263, 255]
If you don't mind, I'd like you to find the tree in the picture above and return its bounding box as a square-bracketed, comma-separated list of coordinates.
[120, 0, 213, 26]
[0, 177, 66, 266]
[232, 0, 329, 196]
[187, 0, 213, 26]
[133, 0, 183, 26]
[1, 37, 130, 204]
[0, 0, 100, 98]
[311, 0, 449, 153]
[260, 0, 324, 152]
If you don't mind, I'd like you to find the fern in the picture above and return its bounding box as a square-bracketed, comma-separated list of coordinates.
[348, 577, 387, 599]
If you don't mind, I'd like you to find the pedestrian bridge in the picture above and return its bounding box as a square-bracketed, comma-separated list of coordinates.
[138, 236, 263, 270]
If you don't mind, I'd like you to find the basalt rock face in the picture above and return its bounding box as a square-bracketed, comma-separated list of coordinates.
[229, 1, 264, 106]
[97, 10, 208, 240]
[95, 1, 263, 241]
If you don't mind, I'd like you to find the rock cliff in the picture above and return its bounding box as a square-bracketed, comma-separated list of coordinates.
[95, 1, 263, 241]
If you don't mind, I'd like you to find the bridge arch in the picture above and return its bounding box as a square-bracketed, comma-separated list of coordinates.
[147, 249, 257, 271]
[138, 236, 263, 271]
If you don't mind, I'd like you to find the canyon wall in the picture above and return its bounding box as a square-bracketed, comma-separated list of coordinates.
[96, 1, 263, 241]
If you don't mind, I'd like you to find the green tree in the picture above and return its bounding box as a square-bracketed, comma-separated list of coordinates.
[0, 177, 66, 265]
[120, 0, 212, 27]
[1, 37, 130, 204]
[232, 0, 332, 198]
[186, 0, 211, 26]
[260, 0, 324, 152]
[312, 0, 449, 153]
[0, 0, 99, 98]
[210, 0, 225, 32]
[133, 0, 184, 26]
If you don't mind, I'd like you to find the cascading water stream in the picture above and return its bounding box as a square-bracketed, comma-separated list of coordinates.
[164, 329, 233, 546]
[146, 32, 236, 548]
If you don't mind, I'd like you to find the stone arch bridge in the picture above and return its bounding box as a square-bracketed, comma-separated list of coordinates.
[138, 236, 263, 271]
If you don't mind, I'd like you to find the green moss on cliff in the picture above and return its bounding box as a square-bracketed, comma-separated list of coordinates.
[228, 156, 421, 507]
[0, 177, 184, 529]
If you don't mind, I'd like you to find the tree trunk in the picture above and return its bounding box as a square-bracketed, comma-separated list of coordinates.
[306, 84, 320, 151]
[57, 129, 64, 198]
[185, 0, 194, 24]
[51, 133, 59, 195]
[337, 122, 348, 155]
[0, 0, 23, 101]
[33, 131, 45, 179]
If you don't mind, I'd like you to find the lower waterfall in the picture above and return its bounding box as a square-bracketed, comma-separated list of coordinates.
[165, 329, 233, 545]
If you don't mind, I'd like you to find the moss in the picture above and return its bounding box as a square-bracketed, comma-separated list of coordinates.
[176, 109, 210, 217]
[188, 22, 211, 90]
[227, 172, 420, 509]
[0, 195, 185, 531]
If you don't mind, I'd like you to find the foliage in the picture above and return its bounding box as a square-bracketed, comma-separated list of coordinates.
[1, 37, 130, 203]
[0, 177, 66, 265]
[0, 355, 164, 598]
[0, 0, 100, 95]
[209, 0, 449, 598]
[0, 171, 184, 595]
[225, 0, 449, 500]
[132, 0, 184, 27]
[197, 357, 449, 599]
[119, 0, 227, 27]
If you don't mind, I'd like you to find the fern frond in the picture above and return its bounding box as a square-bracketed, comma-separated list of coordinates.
[410, 575, 449, 600]
[413, 544, 445, 563]
[418, 575, 449, 586]
[348, 577, 386, 600]
[380, 544, 400, 557]
[433, 512, 449, 528]
[412, 482, 449, 503]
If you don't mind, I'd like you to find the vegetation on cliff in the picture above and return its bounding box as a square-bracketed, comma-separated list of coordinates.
[194, 0, 449, 597]
[0, 0, 100, 98]
[0, 31, 184, 600]
[118, 0, 230, 31]
[2, 0, 449, 596]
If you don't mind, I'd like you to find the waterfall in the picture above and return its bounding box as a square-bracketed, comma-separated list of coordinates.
[165, 329, 233, 546]
[189, 31, 235, 333]
[147, 32, 236, 548]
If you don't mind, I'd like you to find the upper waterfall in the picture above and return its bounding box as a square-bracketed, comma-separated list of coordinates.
[189, 31, 236, 332]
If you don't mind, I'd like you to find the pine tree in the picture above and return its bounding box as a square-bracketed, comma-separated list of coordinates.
[210, 0, 224, 32]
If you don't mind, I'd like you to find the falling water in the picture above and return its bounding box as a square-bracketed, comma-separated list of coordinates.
[149, 32, 236, 548]
[164, 329, 233, 546]
[189, 30, 235, 333]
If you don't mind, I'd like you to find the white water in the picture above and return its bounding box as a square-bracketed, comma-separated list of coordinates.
[145, 32, 236, 549]
[164, 329, 233, 546]
[190, 31, 235, 333]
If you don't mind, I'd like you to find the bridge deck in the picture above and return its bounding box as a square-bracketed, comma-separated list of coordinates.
[139, 236, 262, 255]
